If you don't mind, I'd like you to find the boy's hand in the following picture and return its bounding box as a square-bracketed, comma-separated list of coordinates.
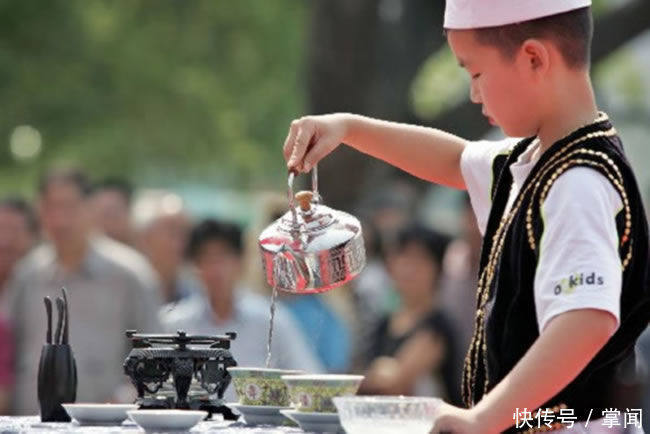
[431, 403, 487, 434]
[283, 114, 351, 173]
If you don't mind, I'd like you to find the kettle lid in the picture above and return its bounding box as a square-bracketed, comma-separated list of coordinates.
[259, 170, 361, 254]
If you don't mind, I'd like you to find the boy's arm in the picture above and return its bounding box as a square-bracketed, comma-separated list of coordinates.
[284, 114, 468, 190]
[432, 308, 617, 434]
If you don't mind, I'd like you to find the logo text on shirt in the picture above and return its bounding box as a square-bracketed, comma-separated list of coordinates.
[553, 272, 604, 295]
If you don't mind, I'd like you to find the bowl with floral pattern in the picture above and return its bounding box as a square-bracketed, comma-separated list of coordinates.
[228, 367, 302, 406]
[281, 374, 364, 413]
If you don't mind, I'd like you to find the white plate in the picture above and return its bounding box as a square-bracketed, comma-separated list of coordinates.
[127, 409, 207, 432]
[280, 409, 343, 433]
[62, 403, 138, 426]
[226, 403, 294, 426]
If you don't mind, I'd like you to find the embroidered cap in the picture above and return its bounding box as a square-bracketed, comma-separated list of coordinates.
[444, 0, 592, 30]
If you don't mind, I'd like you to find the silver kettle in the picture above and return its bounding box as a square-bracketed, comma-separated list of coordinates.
[259, 166, 366, 294]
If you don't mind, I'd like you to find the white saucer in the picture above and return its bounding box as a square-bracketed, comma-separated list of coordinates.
[127, 409, 207, 432]
[280, 409, 343, 433]
[62, 403, 138, 426]
[226, 403, 294, 426]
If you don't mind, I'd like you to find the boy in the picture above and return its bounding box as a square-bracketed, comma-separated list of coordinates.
[282, 1, 650, 432]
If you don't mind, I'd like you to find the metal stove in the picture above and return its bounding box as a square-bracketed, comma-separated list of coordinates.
[123, 330, 238, 419]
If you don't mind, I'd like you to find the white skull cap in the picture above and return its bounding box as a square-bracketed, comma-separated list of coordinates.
[444, 0, 592, 30]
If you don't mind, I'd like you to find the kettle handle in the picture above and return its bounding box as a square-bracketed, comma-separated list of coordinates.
[288, 165, 320, 226]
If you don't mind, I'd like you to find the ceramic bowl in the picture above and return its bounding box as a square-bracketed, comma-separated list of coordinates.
[226, 403, 295, 427]
[281, 374, 364, 413]
[62, 403, 138, 426]
[333, 395, 442, 434]
[127, 409, 207, 432]
[228, 367, 302, 406]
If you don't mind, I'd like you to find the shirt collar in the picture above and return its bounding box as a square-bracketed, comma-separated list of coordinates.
[510, 138, 541, 188]
[46, 236, 106, 281]
[193, 283, 252, 325]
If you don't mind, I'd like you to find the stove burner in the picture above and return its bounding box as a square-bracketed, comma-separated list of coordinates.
[123, 330, 238, 419]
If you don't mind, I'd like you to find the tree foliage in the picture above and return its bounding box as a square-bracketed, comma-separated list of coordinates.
[0, 0, 306, 196]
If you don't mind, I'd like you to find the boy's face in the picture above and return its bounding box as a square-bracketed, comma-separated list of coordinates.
[447, 29, 541, 138]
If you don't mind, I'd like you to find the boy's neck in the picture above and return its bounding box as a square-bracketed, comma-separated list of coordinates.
[536, 71, 599, 155]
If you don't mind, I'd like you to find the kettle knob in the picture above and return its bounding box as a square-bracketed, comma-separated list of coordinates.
[295, 191, 314, 212]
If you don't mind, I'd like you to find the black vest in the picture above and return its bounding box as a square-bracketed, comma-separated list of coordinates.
[462, 114, 650, 432]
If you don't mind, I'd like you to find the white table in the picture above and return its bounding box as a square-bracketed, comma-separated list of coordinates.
[0, 416, 312, 433]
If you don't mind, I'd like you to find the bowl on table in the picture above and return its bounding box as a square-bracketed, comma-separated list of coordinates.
[227, 403, 298, 427]
[127, 409, 207, 432]
[227, 367, 302, 406]
[226, 367, 302, 426]
[62, 403, 138, 426]
[333, 395, 442, 434]
[281, 374, 364, 413]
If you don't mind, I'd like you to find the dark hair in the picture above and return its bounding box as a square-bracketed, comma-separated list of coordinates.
[38, 167, 92, 198]
[394, 223, 449, 268]
[187, 219, 243, 260]
[0, 196, 39, 235]
[473, 7, 593, 69]
[92, 177, 134, 205]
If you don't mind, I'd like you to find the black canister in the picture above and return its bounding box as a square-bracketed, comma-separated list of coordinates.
[37, 289, 77, 422]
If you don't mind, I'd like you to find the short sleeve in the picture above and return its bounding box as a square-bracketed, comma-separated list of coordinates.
[534, 167, 624, 333]
[460, 138, 518, 234]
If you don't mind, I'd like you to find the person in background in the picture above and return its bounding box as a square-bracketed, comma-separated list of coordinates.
[351, 220, 393, 320]
[281, 290, 353, 373]
[358, 224, 461, 406]
[0, 197, 39, 296]
[133, 191, 197, 304]
[349, 220, 393, 373]
[0, 197, 38, 415]
[439, 194, 482, 390]
[350, 184, 416, 371]
[89, 177, 134, 246]
[6, 167, 161, 414]
[161, 219, 323, 401]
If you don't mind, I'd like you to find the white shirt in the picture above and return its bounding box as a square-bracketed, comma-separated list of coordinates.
[461, 138, 623, 334]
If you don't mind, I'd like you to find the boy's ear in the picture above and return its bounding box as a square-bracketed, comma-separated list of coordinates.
[520, 39, 550, 74]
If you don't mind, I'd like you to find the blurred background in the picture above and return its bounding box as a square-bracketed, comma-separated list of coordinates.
[0, 0, 648, 425]
[0, 0, 647, 219]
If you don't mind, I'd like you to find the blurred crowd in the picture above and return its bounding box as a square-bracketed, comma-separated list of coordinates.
[0, 166, 648, 422]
